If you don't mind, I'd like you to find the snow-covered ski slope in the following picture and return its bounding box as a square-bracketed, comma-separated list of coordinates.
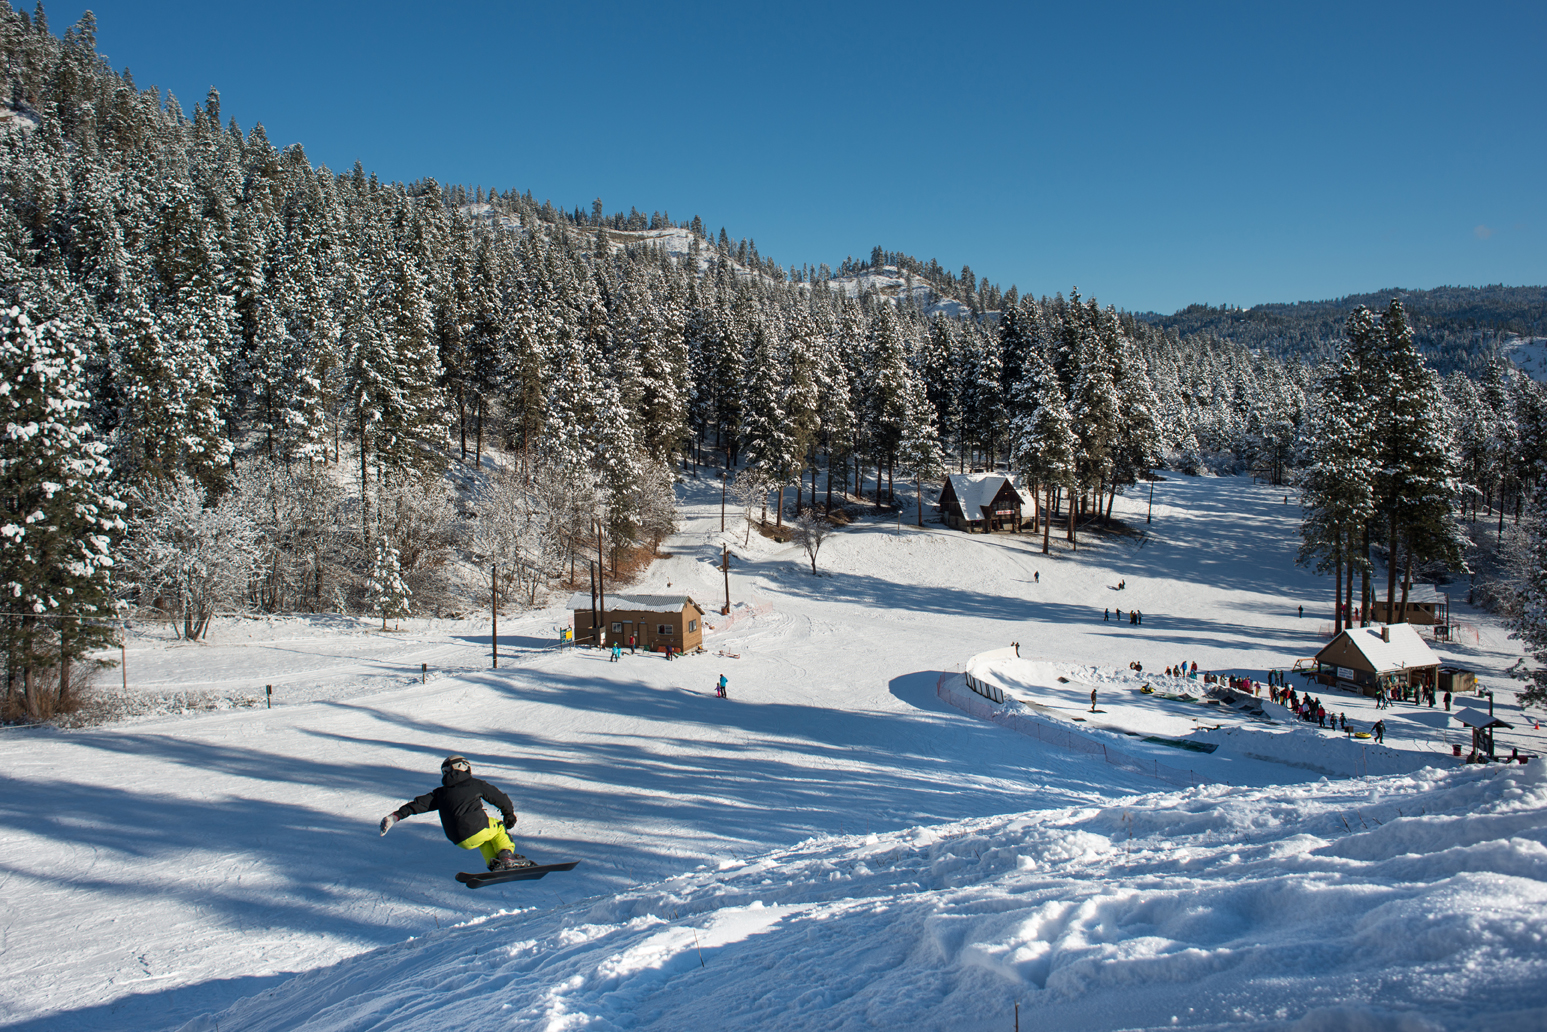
[1, 475, 1543, 1032]
[1503, 335, 1547, 382]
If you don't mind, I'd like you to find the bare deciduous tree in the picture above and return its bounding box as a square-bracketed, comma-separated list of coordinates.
[790, 512, 834, 575]
[122, 474, 259, 640]
[732, 467, 773, 547]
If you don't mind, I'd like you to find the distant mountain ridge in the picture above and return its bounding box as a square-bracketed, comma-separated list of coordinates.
[1133, 285, 1547, 375]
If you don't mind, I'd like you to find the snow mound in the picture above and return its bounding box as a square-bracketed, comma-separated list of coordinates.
[180, 765, 1547, 1032]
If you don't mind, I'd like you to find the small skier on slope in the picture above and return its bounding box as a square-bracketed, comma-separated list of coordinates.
[379, 755, 534, 871]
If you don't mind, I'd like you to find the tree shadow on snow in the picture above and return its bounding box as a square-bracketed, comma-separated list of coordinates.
[6, 663, 1163, 1032]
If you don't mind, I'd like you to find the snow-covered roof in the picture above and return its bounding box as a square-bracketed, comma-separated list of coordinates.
[1325, 623, 1440, 673]
[565, 593, 703, 615]
[945, 473, 1026, 517]
[1394, 584, 1447, 605]
[1451, 706, 1513, 729]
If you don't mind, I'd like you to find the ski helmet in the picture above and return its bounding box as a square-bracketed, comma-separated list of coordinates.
[441, 755, 471, 777]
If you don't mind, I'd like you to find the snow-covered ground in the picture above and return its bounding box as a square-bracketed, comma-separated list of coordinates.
[1, 474, 1542, 1031]
[1502, 335, 1547, 382]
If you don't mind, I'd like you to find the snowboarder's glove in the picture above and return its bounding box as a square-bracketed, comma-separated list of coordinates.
[379, 813, 398, 836]
[501, 813, 517, 828]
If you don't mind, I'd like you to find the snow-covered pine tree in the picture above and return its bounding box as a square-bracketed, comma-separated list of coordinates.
[814, 323, 854, 511]
[0, 305, 125, 717]
[368, 536, 411, 630]
[1009, 346, 1077, 555]
[864, 303, 912, 506]
[1510, 479, 1547, 708]
[1107, 328, 1163, 516]
[896, 372, 945, 526]
[1298, 336, 1379, 632]
[1348, 298, 1466, 621]
[740, 319, 798, 525]
[1064, 297, 1120, 541]
[1364, 300, 1466, 617]
[111, 301, 233, 493]
[781, 305, 824, 513]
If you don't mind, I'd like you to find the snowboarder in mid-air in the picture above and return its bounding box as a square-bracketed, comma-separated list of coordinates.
[379, 755, 534, 871]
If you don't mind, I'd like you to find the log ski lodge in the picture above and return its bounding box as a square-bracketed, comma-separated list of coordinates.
[938, 473, 1033, 533]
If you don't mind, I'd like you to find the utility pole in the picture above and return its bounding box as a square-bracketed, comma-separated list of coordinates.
[491, 561, 498, 669]
[720, 471, 726, 531]
[721, 545, 731, 615]
[589, 562, 599, 647]
[595, 519, 606, 645]
[1147, 475, 1155, 524]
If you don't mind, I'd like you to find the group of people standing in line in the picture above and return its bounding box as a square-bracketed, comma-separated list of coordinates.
[1269, 683, 1385, 742]
[1373, 682, 1450, 711]
[607, 635, 676, 662]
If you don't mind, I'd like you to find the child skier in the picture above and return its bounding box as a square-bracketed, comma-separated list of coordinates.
[716, 673, 728, 698]
[379, 755, 534, 871]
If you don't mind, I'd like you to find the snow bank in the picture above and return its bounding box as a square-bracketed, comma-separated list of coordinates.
[1196, 721, 1463, 778]
[179, 764, 1547, 1032]
[941, 674, 1209, 788]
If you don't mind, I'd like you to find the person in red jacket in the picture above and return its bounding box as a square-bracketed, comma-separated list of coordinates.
[379, 755, 533, 871]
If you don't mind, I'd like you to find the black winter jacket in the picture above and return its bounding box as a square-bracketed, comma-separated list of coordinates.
[394, 769, 516, 844]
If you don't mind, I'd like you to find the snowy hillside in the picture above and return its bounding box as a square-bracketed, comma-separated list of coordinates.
[457, 204, 982, 316]
[1502, 335, 1547, 382]
[170, 764, 1547, 1032]
[1, 475, 1542, 1032]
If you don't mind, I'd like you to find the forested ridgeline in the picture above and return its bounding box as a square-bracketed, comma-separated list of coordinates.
[2, 5, 1546, 718]
[1137, 286, 1547, 376]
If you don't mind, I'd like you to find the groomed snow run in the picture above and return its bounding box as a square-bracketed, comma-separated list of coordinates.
[1, 473, 1543, 1032]
[178, 764, 1547, 1032]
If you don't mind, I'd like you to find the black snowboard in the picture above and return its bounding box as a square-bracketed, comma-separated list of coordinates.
[456, 861, 580, 888]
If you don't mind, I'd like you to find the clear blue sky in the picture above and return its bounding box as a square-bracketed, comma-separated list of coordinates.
[48, 1, 1547, 313]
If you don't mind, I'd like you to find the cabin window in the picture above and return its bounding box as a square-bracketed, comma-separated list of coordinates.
[611, 622, 623, 633]
[657, 624, 673, 636]
[688, 619, 697, 632]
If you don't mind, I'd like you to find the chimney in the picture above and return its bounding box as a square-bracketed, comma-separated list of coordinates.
[1381, 626, 1390, 643]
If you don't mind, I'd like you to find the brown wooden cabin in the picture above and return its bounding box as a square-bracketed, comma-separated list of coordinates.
[1367, 585, 1448, 626]
[568, 593, 705, 653]
[1437, 666, 1476, 695]
[939, 473, 1033, 533]
[1312, 622, 1440, 696]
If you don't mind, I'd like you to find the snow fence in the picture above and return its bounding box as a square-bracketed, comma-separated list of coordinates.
[938, 668, 1208, 788]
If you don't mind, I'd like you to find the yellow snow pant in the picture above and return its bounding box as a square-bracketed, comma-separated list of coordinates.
[455, 816, 514, 862]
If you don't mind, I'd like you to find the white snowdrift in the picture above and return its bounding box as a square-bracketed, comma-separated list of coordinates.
[179, 764, 1547, 1032]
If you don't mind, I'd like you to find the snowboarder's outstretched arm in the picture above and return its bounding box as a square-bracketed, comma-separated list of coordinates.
[380, 789, 437, 835]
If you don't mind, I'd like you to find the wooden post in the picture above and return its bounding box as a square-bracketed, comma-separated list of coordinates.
[722, 545, 731, 615]
[265, 685, 272, 709]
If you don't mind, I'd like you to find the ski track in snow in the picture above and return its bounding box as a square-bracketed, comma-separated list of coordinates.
[0, 474, 1542, 1031]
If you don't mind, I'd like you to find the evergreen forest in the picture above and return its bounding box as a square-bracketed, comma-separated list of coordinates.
[3, 4, 1547, 716]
